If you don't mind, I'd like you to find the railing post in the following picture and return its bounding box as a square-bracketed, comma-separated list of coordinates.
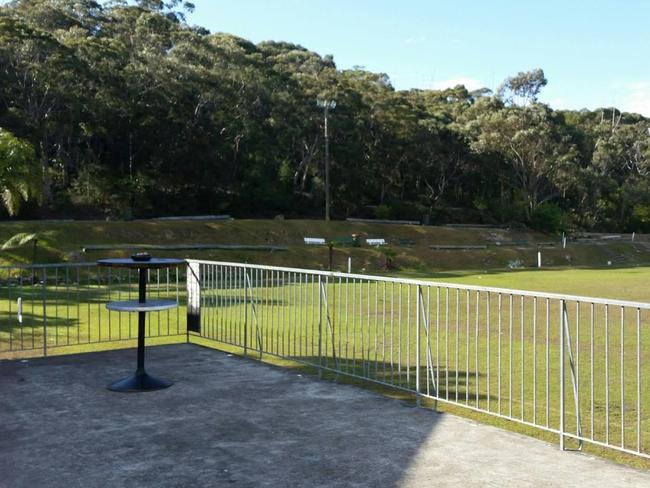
[42, 268, 47, 357]
[559, 300, 565, 451]
[186, 261, 201, 337]
[416, 285, 421, 407]
[244, 269, 249, 358]
[318, 275, 323, 379]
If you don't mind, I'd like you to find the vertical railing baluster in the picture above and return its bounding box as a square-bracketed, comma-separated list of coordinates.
[620, 306, 625, 448]
[559, 300, 565, 451]
[416, 284, 421, 406]
[637, 308, 641, 453]
[42, 268, 47, 357]
[455, 289, 459, 403]
[590, 303, 595, 441]
[605, 304, 610, 445]
[318, 275, 322, 378]
[509, 294, 513, 418]
[533, 296, 537, 424]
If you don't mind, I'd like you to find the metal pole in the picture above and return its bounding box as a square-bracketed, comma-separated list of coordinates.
[324, 106, 331, 222]
[244, 270, 248, 358]
[42, 268, 47, 357]
[136, 267, 146, 376]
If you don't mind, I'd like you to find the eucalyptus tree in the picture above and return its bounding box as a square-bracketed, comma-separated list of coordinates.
[497, 68, 547, 106]
[466, 100, 577, 221]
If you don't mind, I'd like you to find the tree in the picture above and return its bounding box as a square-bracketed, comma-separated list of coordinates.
[497, 69, 547, 106]
[593, 121, 650, 180]
[0, 128, 40, 215]
[467, 102, 577, 220]
[0, 1, 649, 231]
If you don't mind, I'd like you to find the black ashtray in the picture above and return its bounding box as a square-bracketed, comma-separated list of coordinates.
[131, 252, 152, 262]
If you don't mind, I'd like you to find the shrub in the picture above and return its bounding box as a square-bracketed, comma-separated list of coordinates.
[530, 202, 563, 234]
[374, 204, 393, 220]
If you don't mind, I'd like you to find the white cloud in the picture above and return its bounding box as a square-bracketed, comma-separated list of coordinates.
[404, 35, 427, 45]
[430, 77, 487, 92]
[619, 82, 650, 117]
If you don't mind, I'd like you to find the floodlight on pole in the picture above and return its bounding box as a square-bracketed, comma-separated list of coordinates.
[317, 98, 336, 221]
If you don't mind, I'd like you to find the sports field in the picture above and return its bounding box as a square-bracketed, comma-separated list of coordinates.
[434, 266, 650, 302]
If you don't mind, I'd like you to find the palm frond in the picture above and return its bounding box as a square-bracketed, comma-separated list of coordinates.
[1, 232, 37, 250]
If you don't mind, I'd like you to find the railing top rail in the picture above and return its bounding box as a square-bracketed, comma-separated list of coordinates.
[186, 259, 650, 310]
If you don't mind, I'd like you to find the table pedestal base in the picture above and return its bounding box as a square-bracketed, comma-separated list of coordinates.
[107, 371, 172, 392]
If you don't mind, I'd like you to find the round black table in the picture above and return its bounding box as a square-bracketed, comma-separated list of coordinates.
[98, 258, 184, 392]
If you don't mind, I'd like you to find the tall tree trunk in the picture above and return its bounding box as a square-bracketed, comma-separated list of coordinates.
[40, 138, 52, 205]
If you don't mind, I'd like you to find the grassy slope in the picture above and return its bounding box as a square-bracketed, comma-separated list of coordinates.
[1, 218, 649, 275]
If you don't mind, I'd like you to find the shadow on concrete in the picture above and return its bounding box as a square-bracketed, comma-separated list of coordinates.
[0, 344, 442, 488]
[1, 344, 648, 487]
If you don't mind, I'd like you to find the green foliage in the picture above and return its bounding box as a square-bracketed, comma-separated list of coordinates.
[374, 204, 393, 220]
[530, 202, 564, 234]
[631, 204, 650, 232]
[379, 245, 398, 270]
[0, 128, 40, 216]
[1, 232, 36, 250]
[0, 2, 648, 231]
[497, 68, 547, 106]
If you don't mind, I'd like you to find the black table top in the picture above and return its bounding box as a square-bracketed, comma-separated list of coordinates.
[97, 258, 185, 269]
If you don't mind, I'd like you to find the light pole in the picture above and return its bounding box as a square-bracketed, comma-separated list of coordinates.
[317, 98, 336, 221]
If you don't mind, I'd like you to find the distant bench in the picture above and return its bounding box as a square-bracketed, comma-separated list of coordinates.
[304, 237, 326, 245]
[366, 238, 387, 246]
[303, 237, 387, 246]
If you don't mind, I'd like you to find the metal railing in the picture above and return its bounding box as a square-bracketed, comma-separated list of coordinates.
[186, 259, 650, 459]
[0, 263, 186, 358]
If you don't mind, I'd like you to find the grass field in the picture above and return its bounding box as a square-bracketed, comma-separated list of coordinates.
[425, 266, 650, 302]
[1, 252, 650, 469]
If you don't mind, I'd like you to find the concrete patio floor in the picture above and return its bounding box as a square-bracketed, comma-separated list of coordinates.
[1, 343, 649, 487]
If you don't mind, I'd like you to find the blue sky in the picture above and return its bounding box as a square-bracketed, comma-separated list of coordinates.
[185, 0, 650, 116]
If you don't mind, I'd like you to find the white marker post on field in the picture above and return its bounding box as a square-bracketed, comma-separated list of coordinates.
[348, 257, 352, 273]
[537, 251, 542, 268]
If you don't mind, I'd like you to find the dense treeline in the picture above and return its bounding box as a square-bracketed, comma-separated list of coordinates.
[1, 0, 649, 232]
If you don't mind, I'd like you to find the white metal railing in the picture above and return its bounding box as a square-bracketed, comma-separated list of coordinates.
[186, 259, 650, 459]
[0, 263, 186, 357]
